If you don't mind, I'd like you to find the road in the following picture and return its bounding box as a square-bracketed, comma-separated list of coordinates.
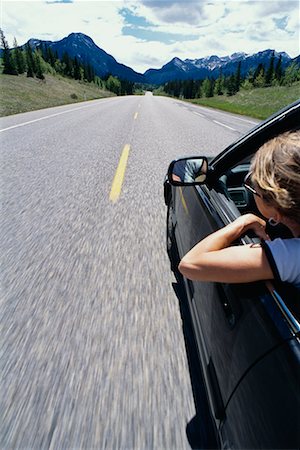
[0, 94, 258, 449]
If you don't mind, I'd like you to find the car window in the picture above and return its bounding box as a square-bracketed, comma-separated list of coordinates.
[214, 153, 298, 323]
[218, 156, 256, 215]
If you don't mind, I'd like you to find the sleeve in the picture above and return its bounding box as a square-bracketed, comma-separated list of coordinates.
[262, 238, 300, 286]
[261, 239, 281, 282]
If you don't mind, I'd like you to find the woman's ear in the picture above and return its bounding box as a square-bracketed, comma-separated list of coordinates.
[268, 207, 283, 226]
[272, 210, 286, 225]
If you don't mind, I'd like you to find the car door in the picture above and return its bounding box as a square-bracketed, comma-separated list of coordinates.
[221, 330, 300, 449]
[173, 158, 297, 422]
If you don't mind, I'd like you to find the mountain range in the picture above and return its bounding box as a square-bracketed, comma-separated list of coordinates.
[27, 32, 297, 85]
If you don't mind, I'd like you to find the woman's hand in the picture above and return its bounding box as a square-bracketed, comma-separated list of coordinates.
[179, 213, 273, 283]
[230, 213, 270, 241]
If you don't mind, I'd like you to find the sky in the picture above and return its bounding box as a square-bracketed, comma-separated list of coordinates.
[1, 0, 300, 74]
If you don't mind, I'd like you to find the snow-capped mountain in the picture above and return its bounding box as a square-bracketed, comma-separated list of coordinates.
[22, 33, 295, 85]
[144, 50, 292, 84]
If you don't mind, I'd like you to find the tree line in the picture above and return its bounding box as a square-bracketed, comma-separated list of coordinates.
[0, 29, 134, 95]
[2, 29, 299, 99]
[163, 54, 300, 99]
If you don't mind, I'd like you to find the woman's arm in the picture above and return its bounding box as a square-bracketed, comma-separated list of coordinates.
[178, 213, 274, 283]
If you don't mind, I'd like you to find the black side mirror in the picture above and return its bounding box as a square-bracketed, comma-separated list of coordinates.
[167, 157, 208, 186]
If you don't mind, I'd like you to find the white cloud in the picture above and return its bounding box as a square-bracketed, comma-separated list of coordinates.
[139, 1, 208, 25]
[1, 0, 299, 73]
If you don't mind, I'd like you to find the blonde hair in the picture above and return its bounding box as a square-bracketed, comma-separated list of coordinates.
[251, 130, 300, 223]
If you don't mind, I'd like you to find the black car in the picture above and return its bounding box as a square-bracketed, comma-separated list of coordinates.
[164, 100, 300, 449]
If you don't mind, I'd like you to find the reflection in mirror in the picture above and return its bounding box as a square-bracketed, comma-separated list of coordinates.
[170, 157, 207, 185]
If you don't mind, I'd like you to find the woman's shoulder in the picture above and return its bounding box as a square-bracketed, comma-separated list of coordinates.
[264, 238, 300, 287]
[266, 237, 300, 251]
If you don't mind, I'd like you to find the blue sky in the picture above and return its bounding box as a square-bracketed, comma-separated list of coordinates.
[2, 1, 299, 73]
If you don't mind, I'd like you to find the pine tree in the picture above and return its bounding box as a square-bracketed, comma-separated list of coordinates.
[203, 78, 214, 97]
[173, 80, 181, 97]
[235, 61, 242, 92]
[265, 51, 275, 86]
[34, 50, 45, 80]
[62, 52, 73, 77]
[95, 76, 103, 88]
[13, 37, 26, 74]
[253, 63, 265, 87]
[106, 75, 121, 95]
[0, 29, 18, 75]
[83, 63, 94, 83]
[214, 70, 224, 95]
[254, 63, 264, 80]
[196, 82, 203, 98]
[246, 68, 255, 86]
[47, 46, 56, 67]
[282, 62, 300, 86]
[54, 59, 63, 74]
[26, 43, 35, 77]
[275, 55, 283, 83]
[183, 80, 195, 98]
[40, 43, 47, 61]
[120, 79, 134, 95]
[73, 57, 81, 80]
[254, 68, 265, 87]
[226, 74, 236, 96]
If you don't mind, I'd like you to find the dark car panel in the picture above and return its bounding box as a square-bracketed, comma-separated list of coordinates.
[165, 100, 300, 449]
[174, 180, 296, 409]
[221, 338, 300, 449]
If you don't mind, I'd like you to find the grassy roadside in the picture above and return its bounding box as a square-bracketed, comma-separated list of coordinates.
[1, 73, 299, 119]
[188, 82, 300, 120]
[0, 73, 115, 117]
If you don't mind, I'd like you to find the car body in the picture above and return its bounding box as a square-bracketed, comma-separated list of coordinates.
[164, 100, 300, 449]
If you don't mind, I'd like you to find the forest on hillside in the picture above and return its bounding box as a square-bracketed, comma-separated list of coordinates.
[0, 29, 134, 96]
[1, 29, 299, 101]
[160, 57, 300, 100]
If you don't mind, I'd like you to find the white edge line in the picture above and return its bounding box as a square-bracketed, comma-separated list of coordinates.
[193, 104, 257, 124]
[0, 100, 112, 133]
[233, 117, 258, 124]
[213, 120, 236, 131]
[193, 112, 204, 117]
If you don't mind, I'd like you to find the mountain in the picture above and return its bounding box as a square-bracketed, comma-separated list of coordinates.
[30, 33, 145, 83]
[20, 32, 296, 85]
[292, 55, 300, 66]
[144, 50, 292, 84]
[144, 57, 210, 84]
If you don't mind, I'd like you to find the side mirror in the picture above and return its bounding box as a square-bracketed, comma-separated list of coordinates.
[167, 157, 208, 186]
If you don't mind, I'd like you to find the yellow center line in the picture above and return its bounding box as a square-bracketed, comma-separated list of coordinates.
[134, 112, 138, 119]
[109, 144, 130, 203]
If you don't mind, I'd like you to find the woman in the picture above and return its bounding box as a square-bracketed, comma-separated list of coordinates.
[178, 130, 300, 289]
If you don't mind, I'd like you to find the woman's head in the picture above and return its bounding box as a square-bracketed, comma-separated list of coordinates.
[250, 130, 300, 226]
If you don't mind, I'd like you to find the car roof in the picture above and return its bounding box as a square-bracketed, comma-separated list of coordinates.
[209, 100, 300, 178]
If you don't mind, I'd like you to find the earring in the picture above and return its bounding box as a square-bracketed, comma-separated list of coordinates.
[268, 218, 278, 226]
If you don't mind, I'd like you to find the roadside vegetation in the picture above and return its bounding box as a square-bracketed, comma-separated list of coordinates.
[1, 28, 299, 119]
[188, 82, 300, 119]
[0, 73, 115, 116]
[0, 29, 136, 116]
[155, 55, 300, 119]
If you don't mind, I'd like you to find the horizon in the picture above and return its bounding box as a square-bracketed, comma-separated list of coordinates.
[2, 1, 300, 73]
[25, 32, 296, 76]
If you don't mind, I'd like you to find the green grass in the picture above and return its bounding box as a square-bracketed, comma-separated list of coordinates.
[1, 72, 299, 119]
[188, 82, 300, 119]
[0, 73, 115, 116]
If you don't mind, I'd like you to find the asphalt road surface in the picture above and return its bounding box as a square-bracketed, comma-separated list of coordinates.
[0, 94, 258, 449]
